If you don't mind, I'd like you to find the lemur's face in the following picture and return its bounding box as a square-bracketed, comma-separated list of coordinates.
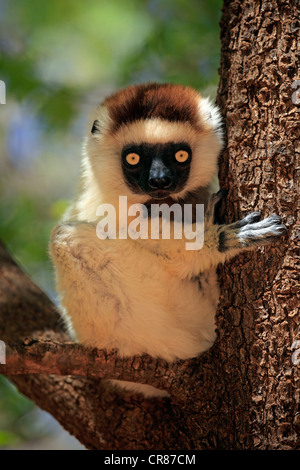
[121, 141, 192, 199]
[86, 83, 223, 204]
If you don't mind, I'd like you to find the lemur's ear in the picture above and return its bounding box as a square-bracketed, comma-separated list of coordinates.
[91, 119, 101, 134]
[198, 97, 223, 144]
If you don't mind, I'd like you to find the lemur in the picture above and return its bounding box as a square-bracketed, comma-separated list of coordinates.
[50, 83, 287, 396]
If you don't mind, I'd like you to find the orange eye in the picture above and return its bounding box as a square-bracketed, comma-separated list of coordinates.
[125, 153, 140, 165]
[175, 150, 189, 163]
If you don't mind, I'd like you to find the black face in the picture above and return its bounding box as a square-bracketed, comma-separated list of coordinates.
[121, 142, 192, 200]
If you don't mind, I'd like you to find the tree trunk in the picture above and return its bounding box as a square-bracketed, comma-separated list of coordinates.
[0, 0, 299, 450]
[216, 0, 299, 449]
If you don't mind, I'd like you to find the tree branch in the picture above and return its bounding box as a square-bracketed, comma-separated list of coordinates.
[0, 338, 195, 393]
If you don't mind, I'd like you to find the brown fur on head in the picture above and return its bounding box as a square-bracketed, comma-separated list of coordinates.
[101, 82, 203, 133]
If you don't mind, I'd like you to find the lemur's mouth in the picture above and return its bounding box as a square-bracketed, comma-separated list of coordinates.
[150, 197, 174, 206]
[148, 189, 171, 198]
[145, 196, 176, 209]
[146, 192, 175, 207]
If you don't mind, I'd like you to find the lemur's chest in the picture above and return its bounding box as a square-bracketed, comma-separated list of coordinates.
[56, 232, 220, 360]
[100, 244, 219, 316]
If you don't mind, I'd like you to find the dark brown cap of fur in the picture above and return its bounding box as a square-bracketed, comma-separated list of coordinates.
[103, 83, 201, 133]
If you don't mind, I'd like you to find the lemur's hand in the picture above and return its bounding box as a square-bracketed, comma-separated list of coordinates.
[217, 212, 287, 253]
[206, 192, 287, 254]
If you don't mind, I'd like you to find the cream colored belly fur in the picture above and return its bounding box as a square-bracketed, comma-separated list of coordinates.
[52, 227, 219, 397]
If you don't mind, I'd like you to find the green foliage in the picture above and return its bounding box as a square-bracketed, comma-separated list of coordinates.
[1, 195, 53, 266]
[120, 0, 222, 88]
[0, 377, 33, 418]
[1, 0, 222, 128]
[0, 376, 35, 446]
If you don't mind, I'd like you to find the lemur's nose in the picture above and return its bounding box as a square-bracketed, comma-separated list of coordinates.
[148, 157, 173, 190]
[148, 175, 172, 190]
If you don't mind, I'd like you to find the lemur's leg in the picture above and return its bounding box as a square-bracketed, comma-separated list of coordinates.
[50, 221, 126, 344]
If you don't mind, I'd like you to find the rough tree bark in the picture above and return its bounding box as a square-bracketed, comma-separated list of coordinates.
[0, 0, 299, 450]
[216, 0, 299, 449]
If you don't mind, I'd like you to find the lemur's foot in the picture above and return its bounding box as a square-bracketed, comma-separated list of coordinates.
[218, 213, 287, 253]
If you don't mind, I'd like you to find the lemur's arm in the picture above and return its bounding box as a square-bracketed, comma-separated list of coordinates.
[151, 191, 287, 278]
[50, 191, 287, 283]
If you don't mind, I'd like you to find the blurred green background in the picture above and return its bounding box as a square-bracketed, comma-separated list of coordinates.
[0, 0, 222, 449]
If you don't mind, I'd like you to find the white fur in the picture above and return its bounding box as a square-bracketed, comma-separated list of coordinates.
[50, 91, 224, 397]
[197, 96, 223, 143]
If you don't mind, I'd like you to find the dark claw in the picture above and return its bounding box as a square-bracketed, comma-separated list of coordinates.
[216, 188, 228, 199]
[267, 214, 282, 224]
[234, 212, 261, 228]
[274, 224, 288, 234]
[212, 189, 228, 224]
